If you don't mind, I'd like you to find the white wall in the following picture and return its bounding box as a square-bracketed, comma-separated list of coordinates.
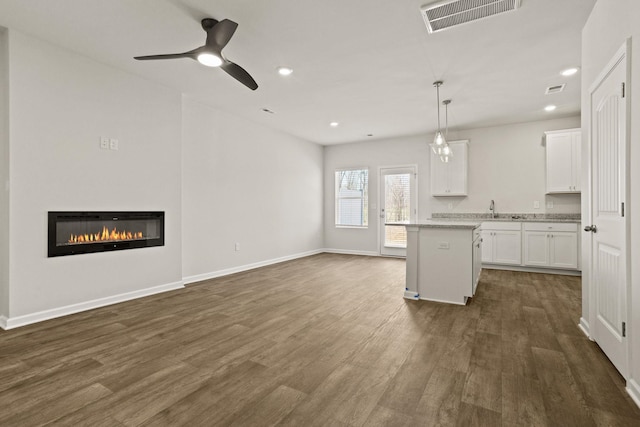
[324, 117, 580, 254]
[6, 30, 183, 318]
[0, 28, 9, 319]
[581, 0, 640, 403]
[181, 97, 323, 280]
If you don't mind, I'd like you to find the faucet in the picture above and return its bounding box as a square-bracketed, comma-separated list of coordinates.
[489, 200, 495, 218]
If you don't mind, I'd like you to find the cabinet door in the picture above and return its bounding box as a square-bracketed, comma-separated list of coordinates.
[472, 237, 482, 294]
[524, 231, 549, 267]
[447, 143, 468, 196]
[493, 231, 522, 265]
[481, 230, 493, 263]
[546, 133, 573, 193]
[571, 131, 582, 192]
[430, 150, 449, 196]
[549, 232, 578, 269]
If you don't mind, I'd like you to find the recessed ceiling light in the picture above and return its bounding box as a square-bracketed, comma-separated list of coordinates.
[277, 67, 293, 76]
[329, 122, 339, 127]
[544, 105, 557, 112]
[561, 67, 579, 77]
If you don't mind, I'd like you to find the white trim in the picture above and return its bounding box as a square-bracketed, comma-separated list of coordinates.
[0, 281, 184, 330]
[403, 290, 419, 300]
[322, 248, 380, 257]
[378, 164, 418, 257]
[578, 317, 592, 340]
[419, 295, 467, 306]
[182, 249, 324, 285]
[627, 379, 640, 409]
[481, 264, 581, 276]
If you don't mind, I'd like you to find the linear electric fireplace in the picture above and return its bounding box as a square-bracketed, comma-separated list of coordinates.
[48, 211, 164, 257]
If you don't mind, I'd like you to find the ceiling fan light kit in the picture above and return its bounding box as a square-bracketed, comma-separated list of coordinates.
[134, 18, 258, 90]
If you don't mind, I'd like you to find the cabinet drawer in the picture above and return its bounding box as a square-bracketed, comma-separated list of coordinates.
[523, 222, 577, 232]
[481, 221, 522, 231]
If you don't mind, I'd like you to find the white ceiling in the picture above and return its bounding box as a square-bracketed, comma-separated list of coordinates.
[0, 0, 595, 145]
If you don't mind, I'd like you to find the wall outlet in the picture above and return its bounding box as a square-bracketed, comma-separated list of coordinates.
[100, 137, 109, 149]
[438, 242, 450, 249]
[448, 203, 453, 210]
[109, 138, 119, 150]
[533, 201, 540, 209]
[546, 201, 554, 209]
[235, 242, 240, 251]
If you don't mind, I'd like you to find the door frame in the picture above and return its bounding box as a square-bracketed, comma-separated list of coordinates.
[378, 165, 418, 257]
[585, 39, 631, 378]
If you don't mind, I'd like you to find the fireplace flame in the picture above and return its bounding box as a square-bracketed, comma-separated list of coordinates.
[68, 226, 143, 244]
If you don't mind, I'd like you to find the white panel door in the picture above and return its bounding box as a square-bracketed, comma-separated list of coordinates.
[549, 232, 578, 269]
[379, 167, 416, 257]
[589, 44, 628, 378]
[524, 232, 549, 267]
[480, 230, 493, 263]
[493, 231, 522, 265]
[546, 133, 574, 192]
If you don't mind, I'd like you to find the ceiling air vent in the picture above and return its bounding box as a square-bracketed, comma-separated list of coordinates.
[421, 0, 522, 33]
[545, 84, 566, 95]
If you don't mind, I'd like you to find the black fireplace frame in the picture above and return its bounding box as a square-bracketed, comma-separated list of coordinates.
[48, 211, 165, 257]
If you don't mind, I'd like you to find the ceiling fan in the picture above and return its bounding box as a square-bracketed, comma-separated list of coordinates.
[134, 18, 258, 91]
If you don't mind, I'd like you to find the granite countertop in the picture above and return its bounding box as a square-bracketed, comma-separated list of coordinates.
[431, 213, 581, 223]
[403, 220, 481, 229]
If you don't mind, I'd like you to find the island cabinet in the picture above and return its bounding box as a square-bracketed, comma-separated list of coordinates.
[523, 222, 578, 269]
[545, 128, 581, 193]
[404, 222, 481, 305]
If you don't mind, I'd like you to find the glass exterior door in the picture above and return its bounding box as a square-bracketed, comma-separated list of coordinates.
[379, 167, 416, 256]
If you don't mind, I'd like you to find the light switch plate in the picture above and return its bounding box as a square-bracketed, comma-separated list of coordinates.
[100, 137, 109, 149]
[109, 138, 119, 150]
[533, 201, 540, 209]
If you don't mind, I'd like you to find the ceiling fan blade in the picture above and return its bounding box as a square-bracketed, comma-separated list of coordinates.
[221, 61, 258, 90]
[134, 52, 194, 61]
[206, 19, 238, 49]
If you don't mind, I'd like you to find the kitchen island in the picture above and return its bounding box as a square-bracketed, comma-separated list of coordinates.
[404, 221, 482, 305]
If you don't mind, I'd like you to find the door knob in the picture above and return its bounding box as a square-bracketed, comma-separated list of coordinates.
[584, 225, 597, 233]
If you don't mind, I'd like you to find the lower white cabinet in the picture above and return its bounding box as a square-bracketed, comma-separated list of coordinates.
[523, 223, 578, 269]
[481, 222, 522, 265]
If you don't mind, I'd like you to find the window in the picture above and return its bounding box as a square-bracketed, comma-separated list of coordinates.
[335, 169, 368, 227]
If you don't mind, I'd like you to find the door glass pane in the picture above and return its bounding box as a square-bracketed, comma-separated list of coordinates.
[384, 173, 411, 248]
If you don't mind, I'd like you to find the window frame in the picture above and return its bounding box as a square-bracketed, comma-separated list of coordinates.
[334, 167, 369, 229]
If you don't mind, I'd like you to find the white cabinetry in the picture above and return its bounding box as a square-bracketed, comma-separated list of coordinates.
[405, 223, 481, 305]
[481, 222, 522, 265]
[523, 223, 578, 269]
[545, 129, 581, 193]
[431, 140, 468, 196]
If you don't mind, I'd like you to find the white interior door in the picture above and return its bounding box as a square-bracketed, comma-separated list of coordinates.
[588, 43, 628, 378]
[379, 167, 416, 257]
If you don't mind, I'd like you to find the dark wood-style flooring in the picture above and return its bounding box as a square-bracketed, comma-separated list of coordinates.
[1, 253, 639, 426]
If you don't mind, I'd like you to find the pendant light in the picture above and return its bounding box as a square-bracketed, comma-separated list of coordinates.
[430, 81, 447, 155]
[440, 99, 453, 163]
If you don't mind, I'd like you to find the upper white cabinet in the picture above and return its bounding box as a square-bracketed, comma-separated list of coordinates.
[431, 140, 468, 196]
[545, 129, 581, 193]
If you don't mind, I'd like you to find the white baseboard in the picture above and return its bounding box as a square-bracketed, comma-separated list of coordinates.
[182, 249, 324, 285]
[578, 317, 592, 340]
[322, 248, 380, 257]
[403, 290, 419, 300]
[0, 281, 184, 330]
[627, 379, 640, 409]
[482, 264, 581, 276]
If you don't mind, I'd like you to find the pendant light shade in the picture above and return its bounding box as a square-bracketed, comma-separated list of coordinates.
[430, 81, 447, 155]
[440, 99, 453, 162]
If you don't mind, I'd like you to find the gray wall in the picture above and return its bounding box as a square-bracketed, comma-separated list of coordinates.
[324, 116, 581, 254]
